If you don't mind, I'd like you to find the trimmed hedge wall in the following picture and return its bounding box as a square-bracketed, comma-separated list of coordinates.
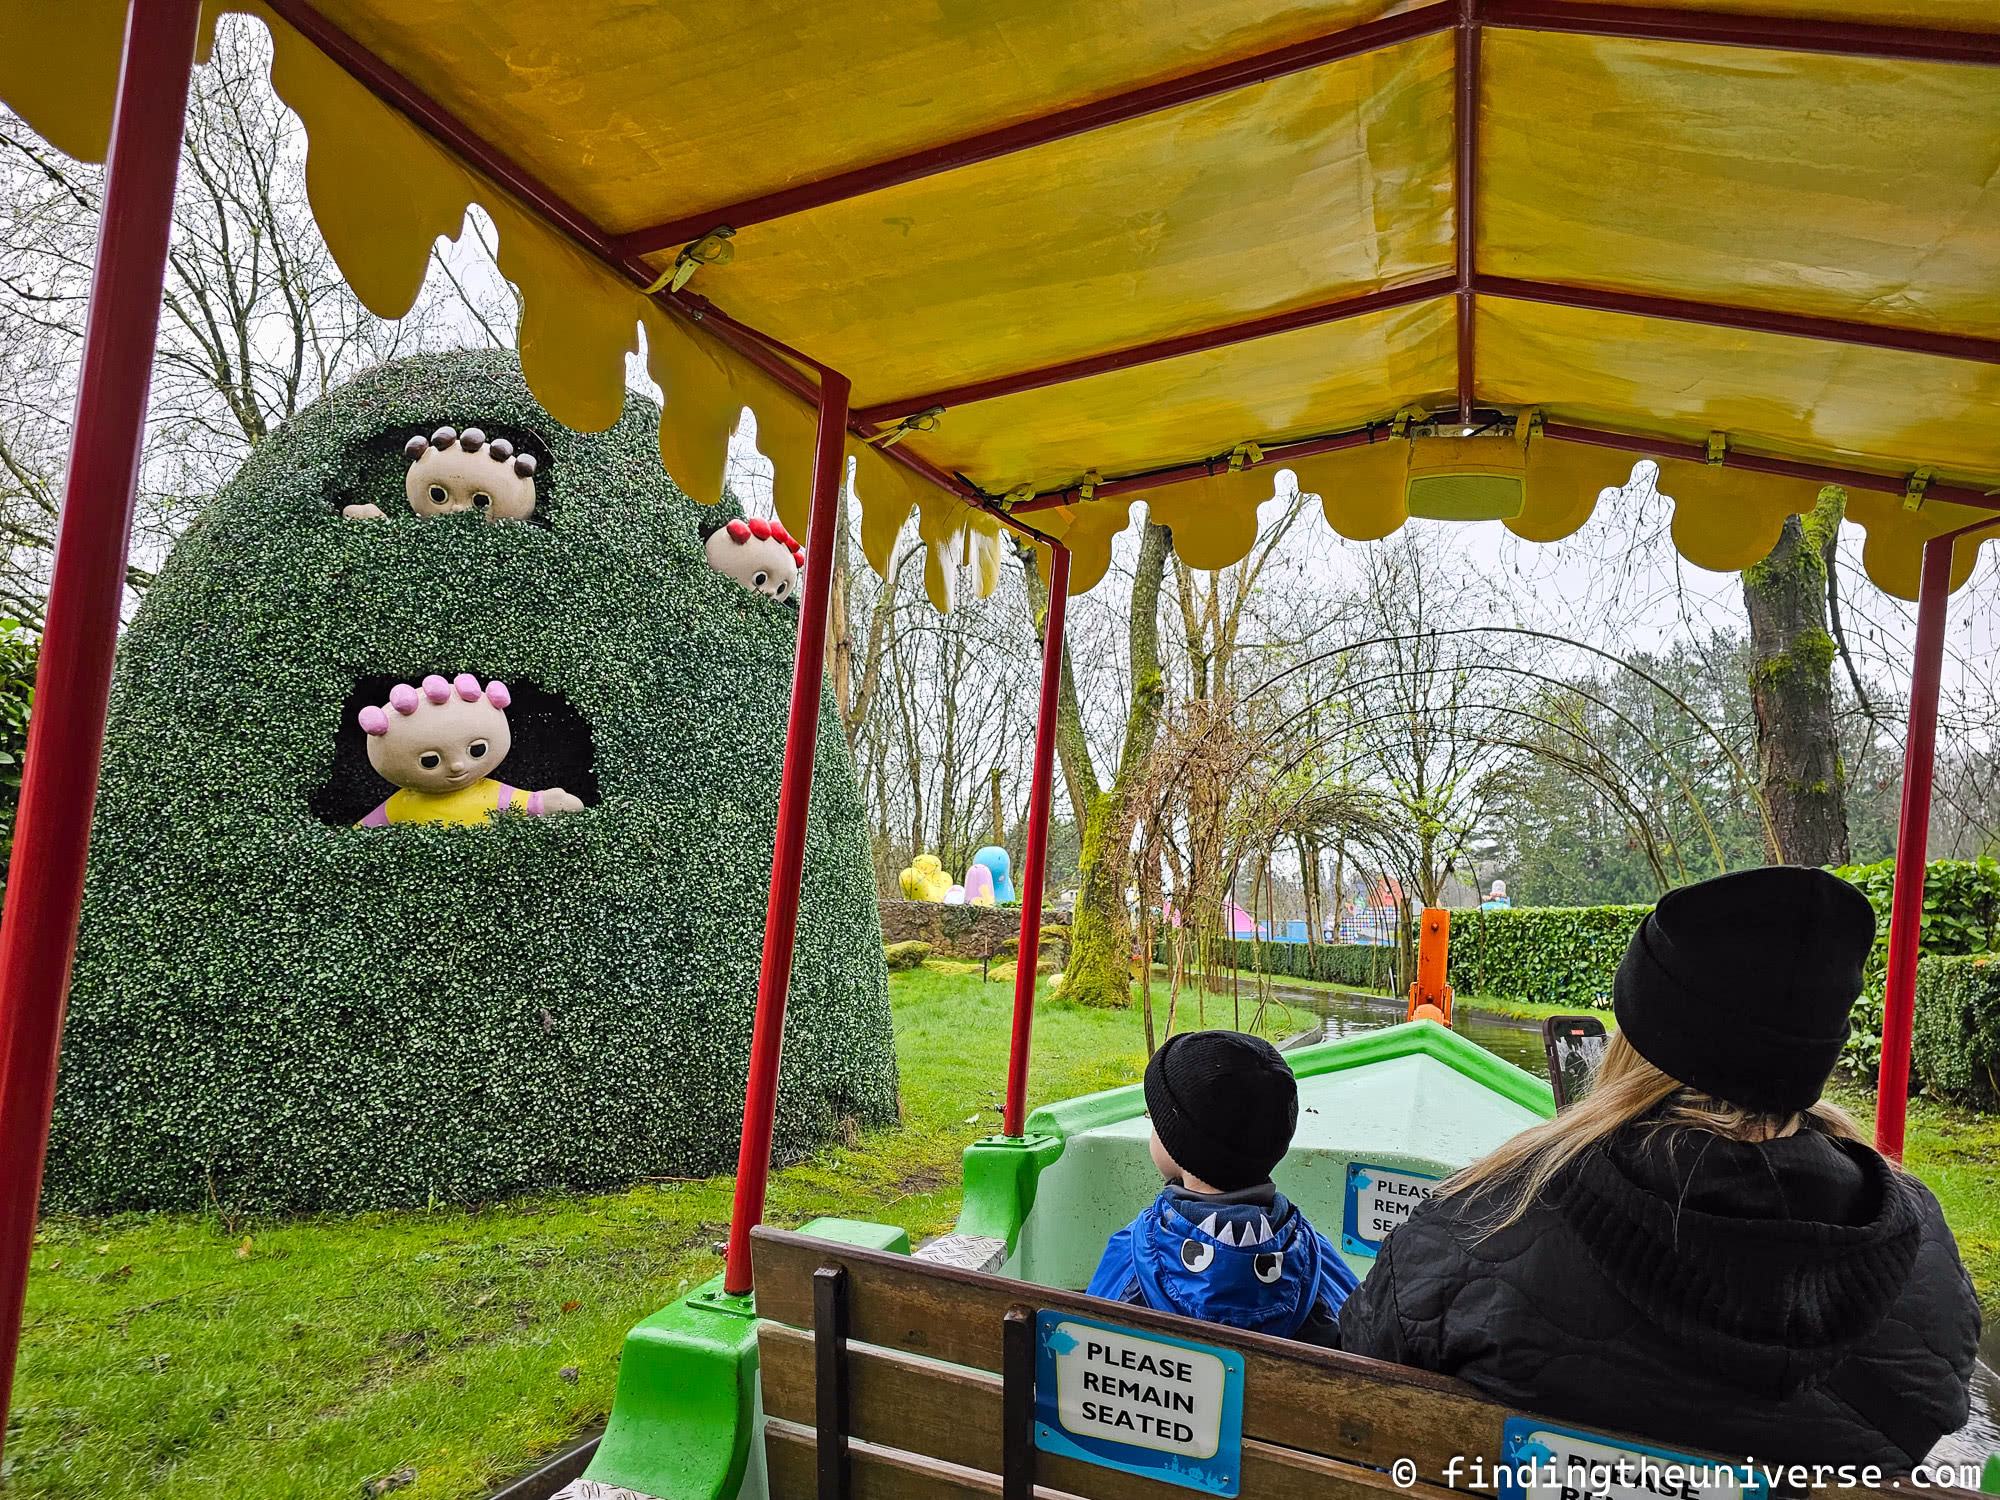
[1443, 905, 1650, 1009]
[47, 352, 896, 1213]
[1912, 955, 2000, 1108]
[1196, 938, 1398, 991]
[1174, 862, 2000, 1080]
[1834, 857, 2000, 1075]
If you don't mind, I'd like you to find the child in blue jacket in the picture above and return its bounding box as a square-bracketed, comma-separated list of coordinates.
[1087, 1030, 1357, 1346]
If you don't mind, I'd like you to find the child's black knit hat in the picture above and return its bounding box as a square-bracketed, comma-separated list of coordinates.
[1144, 1030, 1299, 1191]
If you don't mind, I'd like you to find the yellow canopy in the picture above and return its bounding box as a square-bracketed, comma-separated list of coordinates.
[7, 0, 1997, 602]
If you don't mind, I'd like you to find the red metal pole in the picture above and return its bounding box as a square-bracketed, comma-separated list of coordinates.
[609, 4, 1455, 258]
[1875, 534, 1952, 1162]
[1003, 543, 1071, 1138]
[852, 277, 1453, 427]
[1013, 425, 1397, 513]
[1482, 1, 2000, 66]
[1540, 422, 2000, 513]
[1003, 417, 2000, 516]
[721, 369, 851, 1297]
[1454, 0, 1480, 419]
[1479, 274, 2000, 367]
[0, 0, 201, 1446]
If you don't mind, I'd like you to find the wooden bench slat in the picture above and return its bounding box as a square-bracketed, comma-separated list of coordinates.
[765, 1417, 1070, 1500]
[761, 1324, 1470, 1500]
[753, 1228, 1969, 1500]
[754, 1228, 1507, 1489]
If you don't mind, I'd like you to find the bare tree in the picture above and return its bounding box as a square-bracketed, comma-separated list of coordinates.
[0, 17, 515, 626]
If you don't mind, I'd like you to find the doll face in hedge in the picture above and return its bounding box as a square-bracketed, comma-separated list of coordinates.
[705, 517, 803, 601]
[403, 425, 537, 521]
[362, 678, 513, 793]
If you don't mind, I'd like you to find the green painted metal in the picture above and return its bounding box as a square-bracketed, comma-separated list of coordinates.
[1025, 1019, 1554, 1141]
[1980, 1453, 1999, 1494]
[786, 1217, 911, 1255]
[1005, 1020, 1553, 1287]
[954, 1132, 1063, 1251]
[581, 1216, 907, 1499]
[583, 1271, 760, 1500]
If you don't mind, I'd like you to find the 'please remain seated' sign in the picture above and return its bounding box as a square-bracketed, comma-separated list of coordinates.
[1033, 1310, 1244, 1495]
[1343, 1160, 1443, 1257]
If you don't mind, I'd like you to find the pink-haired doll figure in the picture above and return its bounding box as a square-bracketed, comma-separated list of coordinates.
[355, 674, 584, 827]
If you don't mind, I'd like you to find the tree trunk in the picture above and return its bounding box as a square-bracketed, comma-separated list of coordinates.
[1018, 546, 1100, 836]
[1061, 522, 1173, 1007]
[1742, 486, 1850, 866]
[988, 766, 1005, 848]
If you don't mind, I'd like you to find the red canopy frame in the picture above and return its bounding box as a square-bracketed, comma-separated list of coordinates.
[1005, 544, 1072, 1140]
[0, 0, 204, 1440]
[0, 0, 1984, 1450]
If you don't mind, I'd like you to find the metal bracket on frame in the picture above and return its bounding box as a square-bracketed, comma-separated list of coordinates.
[1904, 467, 1934, 513]
[650, 225, 736, 295]
[867, 406, 944, 448]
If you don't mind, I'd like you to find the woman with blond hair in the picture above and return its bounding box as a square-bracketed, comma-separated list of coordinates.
[1337, 866, 1978, 1469]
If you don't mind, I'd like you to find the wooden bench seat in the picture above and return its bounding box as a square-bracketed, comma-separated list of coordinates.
[752, 1225, 1976, 1500]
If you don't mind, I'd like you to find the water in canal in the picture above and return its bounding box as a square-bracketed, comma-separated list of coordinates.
[1261, 979, 1999, 1471]
[1260, 978, 1551, 1074]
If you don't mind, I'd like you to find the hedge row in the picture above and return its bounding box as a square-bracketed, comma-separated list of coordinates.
[47, 352, 897, 1213]
[1160, 910, 1645, 1008]
[1441, 905, 1651, 1010]
[1176, 860, 2000, 1055]
[1833, 856, 2000, 1075]
[1192, 938, 1398, 990]
[1433, 864, 1997, 1030]
[1913, 955, 2000, 1108]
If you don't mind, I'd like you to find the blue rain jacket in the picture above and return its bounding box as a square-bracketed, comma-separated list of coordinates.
[1087, 1184, 1359, 1342]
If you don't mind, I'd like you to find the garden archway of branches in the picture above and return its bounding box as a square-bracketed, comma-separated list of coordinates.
[1122, 626, 1781, 1049]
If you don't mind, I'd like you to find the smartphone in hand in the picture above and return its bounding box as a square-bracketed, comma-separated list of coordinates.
[1542, 1015, 1608, 1110]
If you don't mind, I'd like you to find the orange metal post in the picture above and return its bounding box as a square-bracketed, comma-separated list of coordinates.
[1408, 907, 1454, 1025]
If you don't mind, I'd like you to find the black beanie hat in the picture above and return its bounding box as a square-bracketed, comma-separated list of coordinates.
[1613, 865, 1875, 1114]
[1144, 1030, 1299, 1191]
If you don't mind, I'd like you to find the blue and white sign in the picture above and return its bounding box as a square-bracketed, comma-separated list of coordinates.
[1499, 1417, 1769, 1500]
[1342, 1161, 1442, 1257]
[1034, 1310, 1243, 1495]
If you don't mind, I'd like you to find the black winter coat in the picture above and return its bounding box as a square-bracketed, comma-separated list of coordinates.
[1336, 1125, 1979, 1470]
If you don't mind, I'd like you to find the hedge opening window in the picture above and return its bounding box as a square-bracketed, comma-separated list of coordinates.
[312, 675, 601, 826]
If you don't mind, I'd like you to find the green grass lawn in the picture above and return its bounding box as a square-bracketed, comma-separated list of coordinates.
[3, 963, 1250, 1500]
[1827, 1083, 2000, 1323]
[6, 962, 1992, 1499]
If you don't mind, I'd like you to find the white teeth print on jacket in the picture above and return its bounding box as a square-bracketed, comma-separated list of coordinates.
[1195, 1210, 1276, 1247]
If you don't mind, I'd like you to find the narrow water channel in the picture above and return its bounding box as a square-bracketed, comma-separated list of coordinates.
[1255, 978, 2000, 1471]
[1259, 977, 1551, 1074]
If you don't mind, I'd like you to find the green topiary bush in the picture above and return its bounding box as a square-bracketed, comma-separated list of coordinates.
[1832, 857, 2000, 1077]
[1912, 954, 2000, 1107]
[46, 351, 895, 1213]
[882, 941, 932, 971]
[1443, 905, 1651, 1009]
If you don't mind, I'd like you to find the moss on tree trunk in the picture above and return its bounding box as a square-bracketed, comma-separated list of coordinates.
[1742, 484, 1850, 866]
[1043, 523, 1172, 1008]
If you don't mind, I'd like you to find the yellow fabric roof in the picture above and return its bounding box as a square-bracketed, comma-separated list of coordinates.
[6, 0, 1998, 603]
